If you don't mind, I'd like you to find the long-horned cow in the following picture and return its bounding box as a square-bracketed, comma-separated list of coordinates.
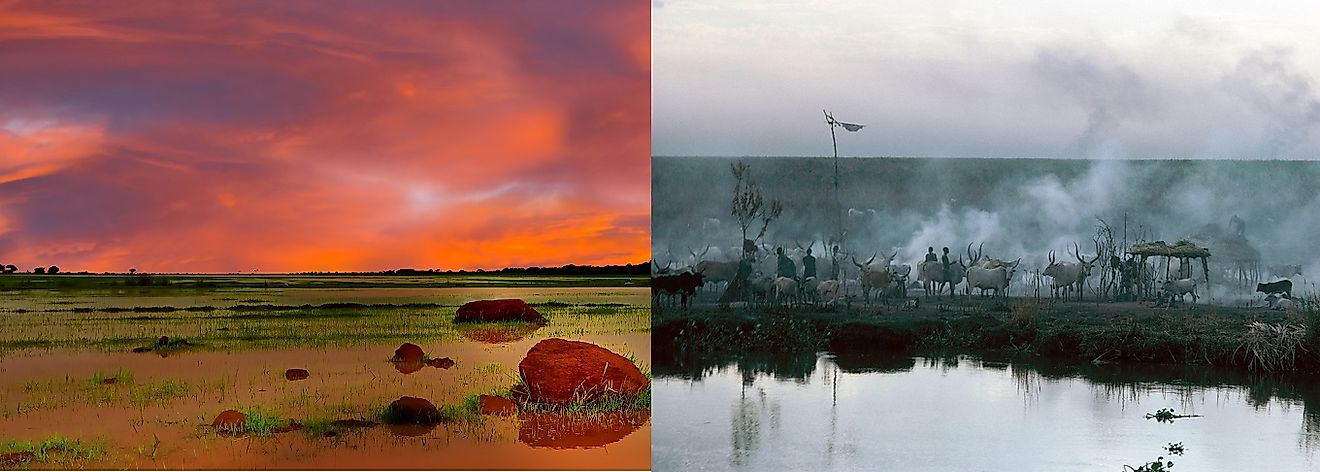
[965, 243, 1020, 297]
[917, 257, 966, 297]
[852, 253, 893, 305]
[1042, 241, 1101, 301]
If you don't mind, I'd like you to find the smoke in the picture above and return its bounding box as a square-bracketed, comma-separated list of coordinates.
[654, 156, 1320, 300]
[1222, 47, 1320, 158]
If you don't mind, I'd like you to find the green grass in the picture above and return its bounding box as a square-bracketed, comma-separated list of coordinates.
[0, 434, 106, 466]
[237, 406, 286, 436]
[87, 368, 134, 387]
[0, 291, 647, 354]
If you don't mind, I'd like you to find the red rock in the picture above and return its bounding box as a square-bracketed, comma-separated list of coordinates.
[478, 395, 518, 415]
[212, 409, 246, 432]
[285, 368, 310, 381]
[392, 343, 425, 363]
[387, 396, 442, 424]
[454, 299, 546, 323]
[0, 451, 34, 465]
[517, 338, 649, 405]
[426, 357, 455, 369]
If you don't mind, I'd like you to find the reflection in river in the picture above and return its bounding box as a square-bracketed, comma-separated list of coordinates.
[655, 351, 1320, 471]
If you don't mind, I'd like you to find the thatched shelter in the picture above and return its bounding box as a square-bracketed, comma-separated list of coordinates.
[1128, 240, 1212, 298]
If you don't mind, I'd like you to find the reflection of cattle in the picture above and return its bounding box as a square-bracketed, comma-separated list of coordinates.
[652, 272, 705, 310]
[1256, 279, 1293, 298]
[1269, 264, 1303, 279]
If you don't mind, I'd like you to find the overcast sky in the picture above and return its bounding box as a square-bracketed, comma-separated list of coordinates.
[653, 1, 1320, 159]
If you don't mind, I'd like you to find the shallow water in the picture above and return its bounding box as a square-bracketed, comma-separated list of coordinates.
[0, 286, 650, 469]
[654, 352, 1320, 471]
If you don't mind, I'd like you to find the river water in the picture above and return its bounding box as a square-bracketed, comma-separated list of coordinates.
[654, 352, 1320, 471]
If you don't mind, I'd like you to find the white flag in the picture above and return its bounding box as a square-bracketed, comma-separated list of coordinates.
[839, 122, 865, 132]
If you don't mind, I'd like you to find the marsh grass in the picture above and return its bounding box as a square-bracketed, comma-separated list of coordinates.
[236, 406, 286, 436]
[14, 376, 229, 414]
[87, 368, 134, 386]
[1237, 322, 1307, 372]
[0, 434, 106, 466]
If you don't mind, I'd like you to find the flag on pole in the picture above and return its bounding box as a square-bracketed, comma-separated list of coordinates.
[824, 110, 865, 132]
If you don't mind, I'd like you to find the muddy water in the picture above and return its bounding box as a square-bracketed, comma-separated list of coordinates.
[654, 352, 1320, 471]
[0, 287, 650, 469]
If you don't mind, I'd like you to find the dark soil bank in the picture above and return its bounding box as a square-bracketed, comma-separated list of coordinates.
[653, 297, 1320, 374]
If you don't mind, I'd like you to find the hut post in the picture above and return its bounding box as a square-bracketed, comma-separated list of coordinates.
[1201, 256, 1209, 286]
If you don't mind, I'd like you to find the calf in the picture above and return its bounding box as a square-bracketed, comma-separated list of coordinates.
[1256, 279, 1293, 299]
[1160, 278, 1198, 304]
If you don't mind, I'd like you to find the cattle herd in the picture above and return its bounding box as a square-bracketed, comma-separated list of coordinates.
[652, 238, 1308, 312]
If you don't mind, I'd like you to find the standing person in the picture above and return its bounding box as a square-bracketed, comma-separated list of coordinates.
[776, 247, 797, 280]
[940, 246, 952, 297]
[830, 245, 842, 280]
[802, 247, 817, 280]
[720, 239, 759, 305]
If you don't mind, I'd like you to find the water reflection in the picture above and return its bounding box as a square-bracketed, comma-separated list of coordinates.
[655, 350, 1320, 471]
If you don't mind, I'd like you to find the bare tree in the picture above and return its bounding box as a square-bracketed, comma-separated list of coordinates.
[730, 162, 782, 258]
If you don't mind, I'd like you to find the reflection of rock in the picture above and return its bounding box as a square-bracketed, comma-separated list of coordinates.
[392, 360, 425, 375]
[388, 423, 436, 437]
[427, 357, 455, 369]
[518, 338, 649, 405]
[392, 343, 426, 363]
[285, 368, 310, 381]
[0, 451, 34, 466]
[478, 395, 518, 415]
[329, 419, 377, 428]
[271, 421, 303, 434]
[518, 410, 649, 449]
[212, 410, 246, 432]
[456, 323, 543, 344]
[454, 299, 546, 323]
[386, 396, 442, 424]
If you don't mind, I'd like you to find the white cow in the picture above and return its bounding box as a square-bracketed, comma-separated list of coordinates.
[1160, 278, 1199, 304]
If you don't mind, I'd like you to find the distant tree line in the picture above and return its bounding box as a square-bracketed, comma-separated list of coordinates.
[295, 263, 649, 276]
[0, 264, 59, 274]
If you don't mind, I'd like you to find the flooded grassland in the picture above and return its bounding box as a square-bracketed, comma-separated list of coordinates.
[0, 274, 650, 470]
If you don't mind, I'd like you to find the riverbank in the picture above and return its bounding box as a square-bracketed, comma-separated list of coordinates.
[653, 296, 1320, 374]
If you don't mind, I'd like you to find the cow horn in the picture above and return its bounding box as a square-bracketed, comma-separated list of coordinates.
[866, 252, 877, 266]
[1048, 250, 1055, 265]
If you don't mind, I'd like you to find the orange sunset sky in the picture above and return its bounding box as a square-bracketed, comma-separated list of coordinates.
[0, 1, 649, 273]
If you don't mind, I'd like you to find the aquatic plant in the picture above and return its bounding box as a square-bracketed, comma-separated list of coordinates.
[1144, 408, 1201, 423]
[1123, 442, 1185, 471]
